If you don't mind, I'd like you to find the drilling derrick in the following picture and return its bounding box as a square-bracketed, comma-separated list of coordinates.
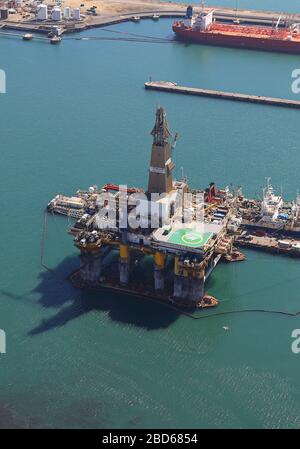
[147, 107, 175, 195]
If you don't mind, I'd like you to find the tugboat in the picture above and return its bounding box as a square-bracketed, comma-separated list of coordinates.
[50, 35, 62, 45]
[131, 16, 140, 23]
[22, 33, 33, 41]
[224, 249, 246, 262]
[197, 294, 218, 309]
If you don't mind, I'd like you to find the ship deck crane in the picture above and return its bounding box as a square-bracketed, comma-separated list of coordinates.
[275, 15, 282, 31]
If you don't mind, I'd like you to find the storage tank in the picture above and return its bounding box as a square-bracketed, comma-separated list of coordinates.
[186, 5, 193, 19]
[0, 8, 9, 20]
[73, 7, 80, 20]
[52, 6, 62, 21]
[64, 6, 70, 19]
[36, 4, 47, 20]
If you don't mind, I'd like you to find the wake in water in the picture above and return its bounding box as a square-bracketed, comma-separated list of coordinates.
[67, 26, 175, 44]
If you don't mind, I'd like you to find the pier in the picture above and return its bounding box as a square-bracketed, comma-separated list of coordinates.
[145, 81, 300, 110]
[47, 7, 300, 33]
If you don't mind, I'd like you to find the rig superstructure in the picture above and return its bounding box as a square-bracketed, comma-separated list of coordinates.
[48, 107, 242, 310]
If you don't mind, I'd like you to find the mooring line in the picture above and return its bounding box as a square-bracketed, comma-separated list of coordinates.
[40, 210, 48, 269]
[40, 211, 71, 282]
[69, 35, 173, 44]
[87, 27, 173, 40]
[179, 307, 300, 320]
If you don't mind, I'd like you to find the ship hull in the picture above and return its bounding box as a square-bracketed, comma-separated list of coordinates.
[173, 26, 300, 54]
[243, 222, 300, 238]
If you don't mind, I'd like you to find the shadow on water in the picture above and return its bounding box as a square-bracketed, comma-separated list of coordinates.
[0, 401, 43, 429]
[26, 255, 179, 335]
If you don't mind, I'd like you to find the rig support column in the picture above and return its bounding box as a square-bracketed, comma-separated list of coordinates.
[154, 251, 166, 291]
[173, 256, 204, 306]
[119, 244, 130, 285]
[80, 250, 103, 283]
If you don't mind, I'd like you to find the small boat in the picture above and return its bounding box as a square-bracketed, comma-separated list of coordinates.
[224, 250, 246, 262]
[22, 33, 33, 41]
[152, 14, 160, 21]
[197, 294, 218, 309]
[131, 16, 140, 22]
[50, 35, 62, 44]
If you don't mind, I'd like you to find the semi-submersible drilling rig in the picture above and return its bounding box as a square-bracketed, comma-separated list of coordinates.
[50, 108, 238, 309]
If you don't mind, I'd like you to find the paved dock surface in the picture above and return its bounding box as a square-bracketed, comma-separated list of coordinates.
[145, 81, 300, 110]
[4, 3, 300, 35]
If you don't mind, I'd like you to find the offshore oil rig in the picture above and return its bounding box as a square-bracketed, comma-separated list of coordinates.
[48, 107, 242, 309]
[47, 107, 300, 310]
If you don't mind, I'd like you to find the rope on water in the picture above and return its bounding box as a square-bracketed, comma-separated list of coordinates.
[178, 307, 300, 320]
[66, 35, 174, 44]
[40, 210, 48, 270]
[40, 210, 72, 281]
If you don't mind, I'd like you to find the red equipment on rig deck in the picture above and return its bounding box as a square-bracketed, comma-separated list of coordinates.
[102, 183, 141, 194]
[206, 183, 224, 204]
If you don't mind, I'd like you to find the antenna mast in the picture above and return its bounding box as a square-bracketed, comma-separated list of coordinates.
[201, 0, 205, 14]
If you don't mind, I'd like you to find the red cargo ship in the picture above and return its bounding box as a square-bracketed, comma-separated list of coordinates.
[173, 10, 300, 54]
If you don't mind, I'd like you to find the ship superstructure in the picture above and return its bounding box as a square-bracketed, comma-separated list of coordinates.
[260, 178, 283, 224]
[236, 179, 300, 237]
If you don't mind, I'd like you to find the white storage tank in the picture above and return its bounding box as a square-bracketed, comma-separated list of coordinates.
[64, 6, 70, 19]
[36, 4, 48, 20]
[73, 7, 80, 20]
[0, 8, 9, 20]
[52, 6, 62, 21]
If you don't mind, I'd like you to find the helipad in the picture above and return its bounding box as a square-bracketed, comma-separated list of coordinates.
[167, 229, 214, 248]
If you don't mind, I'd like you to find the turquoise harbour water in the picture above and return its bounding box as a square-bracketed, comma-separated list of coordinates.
[2, 2, 300, 429]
